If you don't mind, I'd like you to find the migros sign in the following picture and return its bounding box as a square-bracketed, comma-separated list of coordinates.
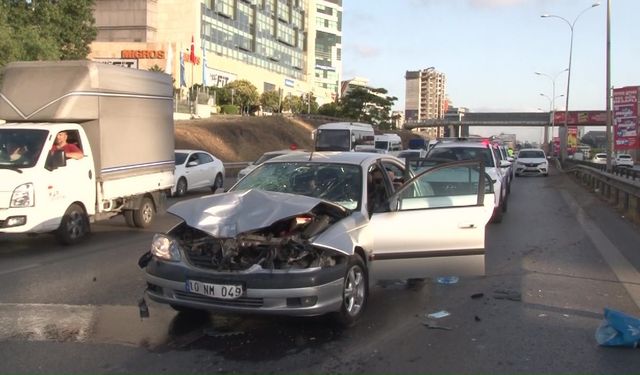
[121, 50, 165, 59]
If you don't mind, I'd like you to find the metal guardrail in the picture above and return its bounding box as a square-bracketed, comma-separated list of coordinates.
[564, 160, 640, 225]
[223, 161, 250, 178]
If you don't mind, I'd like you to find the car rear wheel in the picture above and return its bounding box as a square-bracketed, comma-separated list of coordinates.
[133, 197, 155, 228]
[333, 254, 368, 327]
[175, 178, 187, 197]
[56, 203, 90, 245]
[211, 173, 223, 193]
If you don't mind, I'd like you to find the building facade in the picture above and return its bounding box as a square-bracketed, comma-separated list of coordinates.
[313, 0, 342, 105]
[404, 67, 447, 137]
[89, 0, 335, 105]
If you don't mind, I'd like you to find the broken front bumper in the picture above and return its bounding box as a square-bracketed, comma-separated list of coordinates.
[144, 258, 347, 317]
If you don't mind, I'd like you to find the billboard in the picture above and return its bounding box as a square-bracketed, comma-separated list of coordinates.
[554, 111, 607, 125]
[613, 86, 639, 151]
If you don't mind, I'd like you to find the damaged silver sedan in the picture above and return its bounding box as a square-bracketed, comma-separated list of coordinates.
[139, 152, 495, 326]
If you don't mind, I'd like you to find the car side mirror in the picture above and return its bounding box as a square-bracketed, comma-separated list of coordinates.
[499, 160, 512, 168]
[506, 157, 515, 162]
[187, 160, 199, 167]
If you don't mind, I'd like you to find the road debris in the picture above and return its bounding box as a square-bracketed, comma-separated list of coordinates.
[493, 289, 521, 301]
[470, 293, 484, 299]
[422, 321, 452, 331]
[427, 310, 450, 319]
[138, 298, 149, 319]
[596, 308, 640, 347]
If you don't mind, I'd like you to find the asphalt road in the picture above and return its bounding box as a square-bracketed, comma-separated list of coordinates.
[1, 167, 640, 373]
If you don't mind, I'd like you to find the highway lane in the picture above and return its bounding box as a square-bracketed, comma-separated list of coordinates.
[1, 167, 640, 373]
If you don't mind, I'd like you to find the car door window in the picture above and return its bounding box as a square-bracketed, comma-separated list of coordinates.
[393, 160, 487, 210]
[367, 165, 391, 215]
[198, 152, 214, 164]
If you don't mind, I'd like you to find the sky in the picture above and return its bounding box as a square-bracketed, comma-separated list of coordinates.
[342, 0, 639, 143]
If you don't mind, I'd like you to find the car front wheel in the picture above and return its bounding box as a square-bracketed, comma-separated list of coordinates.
[56, 203, 90, 245]
[175, 178, 187, 197]
[333, 254, 368, 327]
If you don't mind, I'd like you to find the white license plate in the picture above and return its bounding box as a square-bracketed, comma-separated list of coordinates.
[186, 280, 244, 300]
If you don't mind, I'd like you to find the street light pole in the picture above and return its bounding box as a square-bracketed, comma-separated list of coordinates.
[535, 69, 568, 155]
[605, 0, 612, 171]
[542, 2, 600, 163]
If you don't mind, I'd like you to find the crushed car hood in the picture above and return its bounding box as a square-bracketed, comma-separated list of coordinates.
[168, 189, 349, 238]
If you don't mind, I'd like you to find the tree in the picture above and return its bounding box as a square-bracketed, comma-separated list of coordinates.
[318, 102, 342, 117]
[148, 64, 164, 72]
[282, 95, 304, 114]
[260, 90, 281, 113]
[0, 0, 96, 68]
[339, 87, 397, 128]
[224, 79, 259, 114]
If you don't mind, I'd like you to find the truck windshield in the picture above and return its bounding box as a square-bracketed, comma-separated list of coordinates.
[0, 129, 49, 169]
[315, 129, 351, 151]
[374, 141, 389, 150]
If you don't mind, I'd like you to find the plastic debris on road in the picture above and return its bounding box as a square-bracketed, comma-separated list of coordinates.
[427, 310, 451, 319]
[595, 308, 640, 347]
[436, 276, 459, 284]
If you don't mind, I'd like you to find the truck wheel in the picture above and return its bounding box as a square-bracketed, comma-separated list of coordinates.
[133, 197, 155, 228]
[124, 210, 136, 227]
[211, 173, 223, 193]
[175, 178, 187, 197]
[332, 254, 368, 327]
[56, 203, 90, 245]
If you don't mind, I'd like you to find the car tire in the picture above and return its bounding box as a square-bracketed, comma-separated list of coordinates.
[211, 173, 223, 193]
[515, 173, 520, 177]
[55, 203, 90, 245]
[133, 197, 155, 228]
[544, 173, 549, 177]
[175, 178, 187, 197]
[332, 254, 368, 327]
[490, 205, 503, 224]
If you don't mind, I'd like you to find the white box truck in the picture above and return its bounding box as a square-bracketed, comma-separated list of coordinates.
[0, 60, 175, 244]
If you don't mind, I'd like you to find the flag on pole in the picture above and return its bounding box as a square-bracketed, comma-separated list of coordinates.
[189, 35, 196, 64]
[202, 41, 208, 87]
[164, 44, 173, 75]
[179, 44, 186, 87]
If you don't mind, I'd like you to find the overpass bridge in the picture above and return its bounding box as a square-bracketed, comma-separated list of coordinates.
[402, 111, 606, 130]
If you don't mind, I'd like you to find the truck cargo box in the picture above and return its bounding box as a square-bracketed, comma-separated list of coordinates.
[0, 60, 174, 181]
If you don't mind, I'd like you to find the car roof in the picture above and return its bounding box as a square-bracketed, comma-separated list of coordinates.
[264, 151, 403, 166]
[262, 149, 306, 155]
[431, 138, 490, 149]
[519, 148, 545, 152]
[175, 149, 210, 154]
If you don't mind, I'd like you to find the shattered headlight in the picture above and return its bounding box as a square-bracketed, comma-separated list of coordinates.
[151, 234, 182, 262]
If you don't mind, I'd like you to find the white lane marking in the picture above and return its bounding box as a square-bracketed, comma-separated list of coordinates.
[561, 190, 640, 309]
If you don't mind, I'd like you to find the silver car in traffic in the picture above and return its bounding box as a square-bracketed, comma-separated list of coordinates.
[139, 152, 495, 326]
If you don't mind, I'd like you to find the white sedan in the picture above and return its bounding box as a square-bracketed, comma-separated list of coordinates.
[172, 149, 225, 197]
[140, 152, 495, 326]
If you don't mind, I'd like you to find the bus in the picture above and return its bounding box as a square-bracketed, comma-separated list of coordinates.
[312, 122, 375, 151]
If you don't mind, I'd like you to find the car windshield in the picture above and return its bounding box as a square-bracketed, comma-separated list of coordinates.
[0, 129, 49, 169]
[231, 162, 362, 210]
[518, 150, 545, 158]
[428, 146, 495, 167]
